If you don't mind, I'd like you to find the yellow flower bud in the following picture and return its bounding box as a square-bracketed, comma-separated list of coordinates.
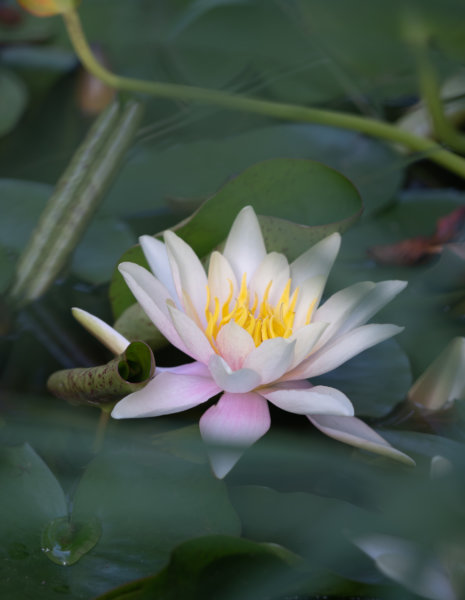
[17, 0, 80, 17]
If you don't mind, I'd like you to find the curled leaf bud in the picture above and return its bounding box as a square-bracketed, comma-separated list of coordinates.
[18, 0, 81, 17]
[408, 337, 465, 410]
[47, 341, 155, 406]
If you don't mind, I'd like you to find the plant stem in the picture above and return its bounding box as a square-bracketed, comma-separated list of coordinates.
[63, 8, 465, 180]
[93, 408, 110, 454]
[415, 43, 465, 154]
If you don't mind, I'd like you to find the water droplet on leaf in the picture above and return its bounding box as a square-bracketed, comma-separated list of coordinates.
[41, 516, 101, 566]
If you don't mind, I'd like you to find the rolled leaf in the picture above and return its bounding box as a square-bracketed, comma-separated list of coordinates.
[9, 98, 144, 306]
[47, 341, 155, 406]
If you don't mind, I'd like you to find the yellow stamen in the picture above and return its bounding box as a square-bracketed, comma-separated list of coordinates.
[203, 271, 316, 348]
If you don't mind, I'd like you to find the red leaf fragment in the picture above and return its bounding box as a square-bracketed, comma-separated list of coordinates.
[369, 205, 465, 266]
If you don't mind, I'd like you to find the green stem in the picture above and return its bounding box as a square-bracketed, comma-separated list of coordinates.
[63, 8, 465, 180]
[415, 43, 465, 154]
[93, 408, 110, 454]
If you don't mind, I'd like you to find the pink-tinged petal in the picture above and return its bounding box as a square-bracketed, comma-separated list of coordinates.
[199, 391, 271, 478]
[309, 415, 415, 466]
[164, 230, 208, 324]
[293, 275, 327, 329]
[72, 307, 129, 355]
[223, 206, 266, 283]
[290, 232, 341, 287]
[111, 371, 220, 419]
[287, 322, 328, 370]
[168, 304, 215, 364]
[313, 281, 375, 346]
[157, 361, 210, 376]
[207, 252, 238, 311]
[139, 235, 180, 305]
[208, 355, 261, 393]
[118, 262, 188, 354]
[260, 385, 354, 416]
[248, 252, 290, 306]
[216, 320, 255, 370]
[242, 337, 295, 385]
[285, 323, 403, 380]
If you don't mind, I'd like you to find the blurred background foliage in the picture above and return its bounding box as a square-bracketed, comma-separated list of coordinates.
[2, 0, 465, 598]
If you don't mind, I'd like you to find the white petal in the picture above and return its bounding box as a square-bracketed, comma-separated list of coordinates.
[208, 354, 261, 393]
[248, 252, 290, 306]
[168, 304, 215, 364]
[199, 391, 271, 478]
[164, 230, 208, 324]
[287, 322, 328, 370]
[283, 323, 403, 380]
[139, 235, 179, 305]
[111, 371, 220, 418]
[223, 206, 266, 283]
[260, 384, 354, 416]
[242, 337, 295, 385]
[207, 251, 238, 311]
[290, 232, 341, 287]
[309, 415, 416, 466]
[293, 275, 327, 329]
[330, 280, 407, 338]
[313, 281, 375, 345]
[216, 320, 255, 371]
[118, 262, 188, 354]
[72, 307, 129, 355]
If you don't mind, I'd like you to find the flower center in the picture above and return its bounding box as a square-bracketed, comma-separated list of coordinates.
[204, 274, 314, 348]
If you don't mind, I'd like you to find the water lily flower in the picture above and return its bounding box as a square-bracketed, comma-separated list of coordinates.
[109, 206, 413, 477]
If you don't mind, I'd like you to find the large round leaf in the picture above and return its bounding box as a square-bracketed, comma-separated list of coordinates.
[110, 158, 362, 318]
[105, 123, 402, 217]
[314, 339, 413, 418]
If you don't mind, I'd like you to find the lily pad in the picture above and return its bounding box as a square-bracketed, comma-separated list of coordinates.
[110, 158, 362, 318]
[314, 339, 413, 418]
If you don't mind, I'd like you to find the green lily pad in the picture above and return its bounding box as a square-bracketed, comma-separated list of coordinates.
[314, 339, 413, 418]
[110, 158, 362, 318]
[92, 534, 304, 600]
[105, 123, 402, 217]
